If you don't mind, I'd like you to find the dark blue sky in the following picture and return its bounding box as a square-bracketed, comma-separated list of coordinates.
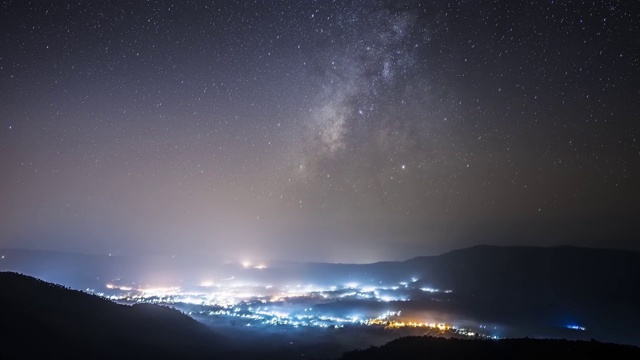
[1, 0, 638, 262]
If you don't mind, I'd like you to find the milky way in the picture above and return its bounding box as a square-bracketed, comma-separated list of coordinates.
[0, 1, 638, 262]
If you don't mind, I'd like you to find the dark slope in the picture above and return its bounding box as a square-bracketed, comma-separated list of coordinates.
[402, 246, 640, 344]
[273, 245, 640, 295]
[0, 272, 224, 359]
[339, 335, 640, 360]
[405, 245, 640, 304]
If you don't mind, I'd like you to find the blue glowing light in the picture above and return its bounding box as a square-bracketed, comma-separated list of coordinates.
[566, 324, 586, 331]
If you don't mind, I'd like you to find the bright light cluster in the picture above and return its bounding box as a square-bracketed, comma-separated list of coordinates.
[99, 277, 427, 307]
[91, 276, 496, 339]
[566, 325, 586, 331]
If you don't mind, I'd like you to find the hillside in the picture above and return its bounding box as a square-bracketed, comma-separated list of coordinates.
[339, 335, 640, 360]
[0, 272, 224, 359]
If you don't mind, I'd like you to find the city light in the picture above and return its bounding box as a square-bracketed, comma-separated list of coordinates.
[89, 274, 496, 340]
[567, 325, 586, 331]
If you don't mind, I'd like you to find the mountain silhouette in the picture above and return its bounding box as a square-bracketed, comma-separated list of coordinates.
[339, 335, 640, 360]
[0, 272, 225, 359]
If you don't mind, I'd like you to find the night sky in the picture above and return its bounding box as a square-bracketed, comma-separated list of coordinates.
[1, 1, 638, 262]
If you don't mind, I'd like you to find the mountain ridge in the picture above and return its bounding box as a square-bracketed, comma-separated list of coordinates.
[0, 271, 225, 359]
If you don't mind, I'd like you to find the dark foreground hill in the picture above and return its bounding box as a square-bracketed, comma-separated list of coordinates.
[0, 272, 224, 359]
[340, 335, 640, 360]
